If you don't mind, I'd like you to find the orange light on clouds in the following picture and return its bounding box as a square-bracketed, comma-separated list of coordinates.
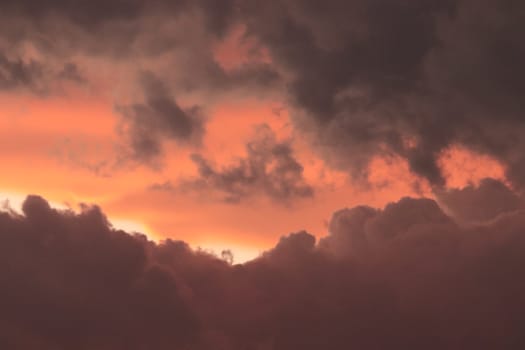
[0, 86, 513, 263]
[439, 146, 507, 188]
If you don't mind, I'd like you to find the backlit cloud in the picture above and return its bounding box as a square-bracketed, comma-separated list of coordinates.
[2, 184, 525, 348]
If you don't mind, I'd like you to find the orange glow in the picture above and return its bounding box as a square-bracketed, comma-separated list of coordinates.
[439, 146, 507, 188]
[0, 88, 513, 262]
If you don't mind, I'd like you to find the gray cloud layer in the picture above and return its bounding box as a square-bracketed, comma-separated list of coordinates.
[2, 180, 525, 348]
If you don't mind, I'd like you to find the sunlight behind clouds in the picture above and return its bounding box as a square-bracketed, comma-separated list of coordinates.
[196, 241, 264, 264]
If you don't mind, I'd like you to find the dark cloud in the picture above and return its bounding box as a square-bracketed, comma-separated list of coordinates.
[0, 0, 286, 170]
[435, 178, 523, 222]
[117, 72, 205, 165]
[0, 0, 240, 65]
[0, 195, 200, 349]
[238, 0, 525, 188]
[57, 62, 85, 83]
[3, 190, 525, 348]
[183, 125, 313, 203]
[0, 0, 236, 37]
[0, 53, 87, 94]
[3, 0, 525, 181]
[0, 52, 45, 92]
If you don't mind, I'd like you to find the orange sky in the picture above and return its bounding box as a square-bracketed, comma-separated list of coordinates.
[0, 82, 507, 262]
[0, 24, 510, 263]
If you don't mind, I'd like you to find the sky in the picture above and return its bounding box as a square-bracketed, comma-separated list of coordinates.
[1, 0, 525, 348]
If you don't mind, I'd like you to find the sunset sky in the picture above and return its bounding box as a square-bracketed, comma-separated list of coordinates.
[2, 1, 525, 348]
[0, 0, 511, 262]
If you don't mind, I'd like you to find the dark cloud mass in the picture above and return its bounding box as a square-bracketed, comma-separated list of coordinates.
[0, 0, 236, 36]
[0, 196, 199, 349]
[2, 183, 525, 348]
[436, 178, 523, 222]
[1, 0, 525, 182]
[2, 1, 525, 348]
[238, 0, 525, 188]
[186, 125, 313, 203]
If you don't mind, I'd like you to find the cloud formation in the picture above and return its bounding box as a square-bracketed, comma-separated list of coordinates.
[0, 52, 45, 92]
[182, 125, 313, 203]
[3, 0, 524, 186]
[0, 0, 281, 170]
[436, 178, 523, 222]
[0, 196, 199, 349]
[238, 0, 525, 187]
[117, 72, 205, 165]
[2, 181, 525, 348]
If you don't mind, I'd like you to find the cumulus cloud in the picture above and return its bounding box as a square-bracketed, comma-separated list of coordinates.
[2, 184, 525, 348]
[0, 195, 200, 349]
[435, 178, 523, 222]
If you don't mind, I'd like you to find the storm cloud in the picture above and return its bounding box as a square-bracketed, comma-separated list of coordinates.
[238, 0, 525, 188]
[2, 181, 525, 348]
[2, 1, 525, 347]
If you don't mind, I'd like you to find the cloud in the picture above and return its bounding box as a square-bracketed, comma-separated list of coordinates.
[0, 0, 285, 170]
[435, 178, 523, 222]
[0, 0, 236, 37]
[57, 62, 85, 83]
[117, 71, 205, 165]
[0, 52, 45, 92]
[238, 0, 525, 188]
[0, 53, 87, 95]
[3, 183, 525, 348]
[0, 195, 200, 349]
[180, 124, 314, 203]
[3, 0, 525, 183]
